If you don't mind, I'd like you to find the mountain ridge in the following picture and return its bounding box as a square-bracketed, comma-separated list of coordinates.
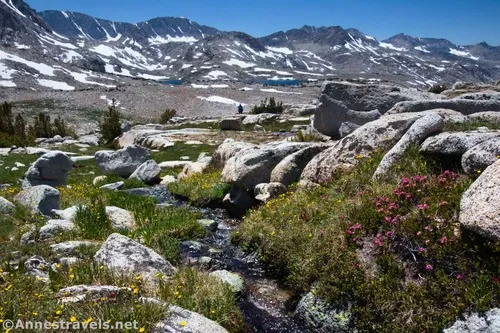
[1, 0, 499, 91]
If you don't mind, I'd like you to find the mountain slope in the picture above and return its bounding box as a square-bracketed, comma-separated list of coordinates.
[0, 0, 499, 91]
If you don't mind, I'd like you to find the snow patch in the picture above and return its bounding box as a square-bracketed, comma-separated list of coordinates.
[14, 43, 30, 50]
[379, 42, 406, 52]
[60, 50, 83, 63]
[1, 0, 26, 17]
[0, 80, 16, 87]
[0, 50, 56, 76]
[148, 35, 198, 45]
[136, 73, 169, 80]
[266, 47, 294, 55]
[197, 96, 243, 106]
[37, 79, 75, 91]
[449, 48, 479, 61]
[260, 89, 302, 95]
[294, 70, 324, 76]
[414, 46, 431, 53]
[39, 34, 78, 49]
[203, 70, 228, 80]
[223, 58, 256, 68]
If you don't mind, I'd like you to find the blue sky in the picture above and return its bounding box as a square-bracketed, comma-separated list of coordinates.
[27, 0, 500, 45]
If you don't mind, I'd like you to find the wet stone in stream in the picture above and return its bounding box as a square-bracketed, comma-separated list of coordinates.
[122, 186, 308, 333]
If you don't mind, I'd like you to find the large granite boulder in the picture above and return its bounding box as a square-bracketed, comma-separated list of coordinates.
[129, 160, 161, 185]
[116, 126, 210, 149]
[468, 111, 500, 124]
[301, 113, 426, 185]
[14, 185, 60, 215]
[95, 144, 152, 177]
[270, 144, 330, 186]
[95, 233, 176, 287]
[241, 113, 279, 125]
[24, 152, 72, 187]
[319, 81, 414, 113]
[177, 153, 213, 180]
[420, 130, 500, 155]
[460, 159, 500, 240]
[373, 113, 444, 178]
[461, 137, 500, 174]
[285, 104, 316, 116]
[222, 142, 309, 191]
[314, 98, 381, 138]
[154, 305, 229, 333]
[212, 139, 258, 169]
[387, 100, 500, 115]
[219, 118, 242, 131]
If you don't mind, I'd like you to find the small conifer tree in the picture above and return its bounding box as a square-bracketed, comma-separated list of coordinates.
[99, 99, 122, 145]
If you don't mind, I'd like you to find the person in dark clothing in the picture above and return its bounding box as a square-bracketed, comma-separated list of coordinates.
[238, 104, 244, 114]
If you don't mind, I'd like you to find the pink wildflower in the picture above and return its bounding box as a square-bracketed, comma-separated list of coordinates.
[425, 264, 433, 272]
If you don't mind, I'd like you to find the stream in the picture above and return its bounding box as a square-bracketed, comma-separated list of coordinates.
[125, 186, 307, 333]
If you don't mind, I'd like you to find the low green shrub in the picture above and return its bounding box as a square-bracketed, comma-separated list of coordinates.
[99, 100, 122, 145]
[159, 109, 177, 124]
[428, 84, 448, 94]
[292, 129, 324, 142]
[251, 97, 284, 114]
[168, 171, 230, 206]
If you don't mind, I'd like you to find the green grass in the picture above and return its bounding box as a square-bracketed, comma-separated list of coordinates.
[443, 119, 500, 132]
[236, 145, 500, 332]
[0, 154, 38, 184]
[1, 261, 167, 333]
[168, 170, 230, 206]
[159, 268, 244, 333]
[74, 195, 114, 240]
[152, 142, 216, 161]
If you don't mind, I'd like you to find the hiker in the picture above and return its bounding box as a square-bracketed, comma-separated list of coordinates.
[238, 104, 244, 114]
